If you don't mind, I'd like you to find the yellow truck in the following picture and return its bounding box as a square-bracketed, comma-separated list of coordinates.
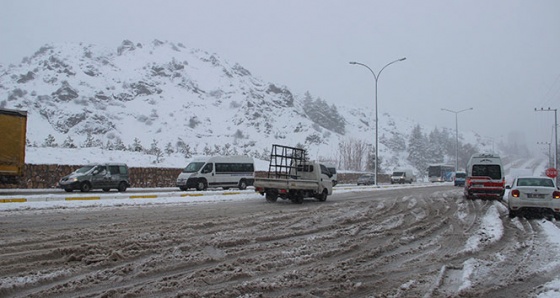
[0, 108, 27, 184]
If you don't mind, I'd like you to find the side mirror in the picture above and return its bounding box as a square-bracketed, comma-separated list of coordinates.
[505, 185, 511, 189]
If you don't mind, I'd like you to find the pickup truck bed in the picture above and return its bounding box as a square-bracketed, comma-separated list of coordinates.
[253, 177, 320, 190]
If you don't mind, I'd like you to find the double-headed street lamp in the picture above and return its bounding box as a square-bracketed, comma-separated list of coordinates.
[350, 57, 406, 186]
[441, 107, 473, 172]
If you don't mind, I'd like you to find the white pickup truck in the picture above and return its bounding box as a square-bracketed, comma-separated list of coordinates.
[254, 145, 333, 204]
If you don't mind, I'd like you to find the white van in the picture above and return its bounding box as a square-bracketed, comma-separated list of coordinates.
[176, 156, 255, 191]
[464, 153, 505, 200]
[390, 169, 415, 184]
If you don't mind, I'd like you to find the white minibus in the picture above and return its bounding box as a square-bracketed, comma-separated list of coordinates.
[176, 156, 255, 191]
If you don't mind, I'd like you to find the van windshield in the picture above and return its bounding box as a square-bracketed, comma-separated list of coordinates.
[182, 162, 205, 173]
[472, 165, 502, 179]
[455, 172, 466, 178]
[75, 166, 95, 173]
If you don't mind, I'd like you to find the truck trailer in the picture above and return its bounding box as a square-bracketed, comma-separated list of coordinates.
[0, 108, 27, 184]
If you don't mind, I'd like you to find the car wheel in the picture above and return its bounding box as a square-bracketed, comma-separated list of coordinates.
[265, 191, 278, 203]
[196, 180, 207, 191]
[80, 182, 92, 193]
[64, 188, 73, 193]
[117, 182, 127, 192]
[508, 210, 517, 218]
[238, 179, 247, 190]
[179, 186, 187, 191]
[102, 188, 110, 192]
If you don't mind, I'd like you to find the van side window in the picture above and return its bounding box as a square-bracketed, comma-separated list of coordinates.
[119, 166, 128, 174]
[109, 166, 120, 175]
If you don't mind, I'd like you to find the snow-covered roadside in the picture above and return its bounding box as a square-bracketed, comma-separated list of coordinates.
[0, 183, 436, 212]
[452, 200, 560, 297]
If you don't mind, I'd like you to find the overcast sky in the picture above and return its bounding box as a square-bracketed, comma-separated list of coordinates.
[1, 0, 559, 154]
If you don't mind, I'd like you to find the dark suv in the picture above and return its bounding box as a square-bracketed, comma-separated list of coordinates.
[59, 163, 130, 192]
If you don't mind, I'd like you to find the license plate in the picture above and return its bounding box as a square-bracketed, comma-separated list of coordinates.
[527, 193, 545, 199]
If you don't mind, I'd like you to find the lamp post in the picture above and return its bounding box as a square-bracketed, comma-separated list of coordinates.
[535, 108, 558, 173]
[537, 141, 552, 168]
[441, 107, 473, 172]
[350, 57, 406, 186]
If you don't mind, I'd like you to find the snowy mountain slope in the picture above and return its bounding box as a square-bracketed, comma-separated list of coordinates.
[1, 40, 505, 172]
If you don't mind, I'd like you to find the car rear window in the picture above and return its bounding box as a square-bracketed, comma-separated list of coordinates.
[517, 178, 554, 187]
[472, 165, 502, 180]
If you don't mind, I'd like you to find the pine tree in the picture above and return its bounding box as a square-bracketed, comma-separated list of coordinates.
[165, 142, 174, 156]
[114, 137, 127, 151]
[43, 134, 58, 148]
[130, 138, 143, 152]
[83, 132, 95, 148]
[62, 136, 76, 148]
[407, 124, 429, 176]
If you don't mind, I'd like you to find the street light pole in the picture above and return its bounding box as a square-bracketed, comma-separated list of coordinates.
[350, 57, 406, 186]
[441, 107, 473, 172]
[535, 108, 558, 174]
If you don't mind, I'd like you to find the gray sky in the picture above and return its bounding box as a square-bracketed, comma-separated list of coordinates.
[1, 0, 559, 154]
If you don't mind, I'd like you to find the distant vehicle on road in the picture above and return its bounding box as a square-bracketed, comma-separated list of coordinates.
[454, 171, 466, 187]
[390, 169, 415, 184]
[506, 176, 560, 219]
[357, 174, 376, 185]
[59, 163, 130, 192]
[428, 164, 454, 182]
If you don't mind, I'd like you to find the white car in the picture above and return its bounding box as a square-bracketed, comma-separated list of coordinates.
[507, 176, 560, 219]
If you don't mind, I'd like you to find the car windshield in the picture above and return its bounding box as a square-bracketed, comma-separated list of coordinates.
[182, 162, 205, 173]
[516, 178, 554, 187]
[75, 166, 95, 173]
[393, 172, 404, 176]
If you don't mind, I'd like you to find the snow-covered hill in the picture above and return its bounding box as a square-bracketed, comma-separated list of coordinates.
[1, 40, 505, 173]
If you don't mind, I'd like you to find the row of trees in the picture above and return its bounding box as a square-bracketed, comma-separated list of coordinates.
[31, 133, 274, 164]
[334, 126, 482, 177]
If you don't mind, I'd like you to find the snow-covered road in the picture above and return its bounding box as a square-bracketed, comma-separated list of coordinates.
[2, 184, 560, 297]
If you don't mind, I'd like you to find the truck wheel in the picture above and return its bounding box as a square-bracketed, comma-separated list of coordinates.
[238, 179, 247, 190]
[196, 180, 207, 191]
[316, 189, 328, 202]
[265, 192, 278, 203]
[117, 182, 127, 192]
[290, 191, 304, 204]
[80, 182, 92, 193]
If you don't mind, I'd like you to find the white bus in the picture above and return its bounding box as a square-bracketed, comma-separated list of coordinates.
[176, 156, 255, 191]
